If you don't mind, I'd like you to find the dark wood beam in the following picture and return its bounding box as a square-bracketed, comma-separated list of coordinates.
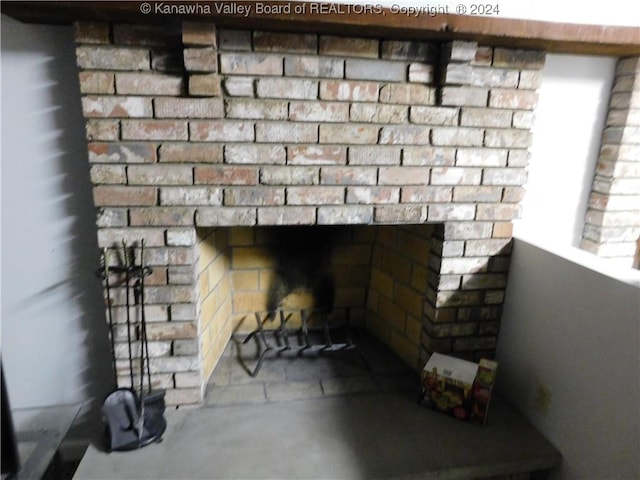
[2, 1, 639, 56]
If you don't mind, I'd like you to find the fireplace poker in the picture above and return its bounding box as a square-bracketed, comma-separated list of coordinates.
[122, 240, 136, 394]
[101, 248, 118, 387]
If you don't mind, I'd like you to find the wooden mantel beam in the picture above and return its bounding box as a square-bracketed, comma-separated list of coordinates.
[2, 1, 639, 56]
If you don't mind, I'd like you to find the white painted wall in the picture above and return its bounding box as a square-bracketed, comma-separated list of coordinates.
[0, 15, 112, 411]
[516, 54, 616, 249]
[496, 239, 640, 479]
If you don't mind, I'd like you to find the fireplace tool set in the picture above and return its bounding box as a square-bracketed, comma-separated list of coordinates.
[96, 239, 166, 452]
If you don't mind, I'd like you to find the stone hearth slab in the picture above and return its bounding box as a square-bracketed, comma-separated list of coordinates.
[74, 391, 560, 479]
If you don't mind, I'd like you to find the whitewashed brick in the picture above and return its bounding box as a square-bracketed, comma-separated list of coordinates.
[256, 78, 318, 100]
[225, 99, 288, 120]
[345, 59, 407, 82]
[220, 53, 282, 75]
[256, 122, 318, 143]
[223, 76, 255, 97]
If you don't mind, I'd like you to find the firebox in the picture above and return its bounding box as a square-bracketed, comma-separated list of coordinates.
[77, 21, 541, 405]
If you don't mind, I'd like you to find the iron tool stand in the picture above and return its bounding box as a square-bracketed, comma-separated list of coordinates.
[96, 241, 166, 452]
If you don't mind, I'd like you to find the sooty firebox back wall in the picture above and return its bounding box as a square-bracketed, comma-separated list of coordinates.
[266, 226, 336, 314]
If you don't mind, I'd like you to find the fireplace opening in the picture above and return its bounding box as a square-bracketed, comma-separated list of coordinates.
[196, 224, 436, 383]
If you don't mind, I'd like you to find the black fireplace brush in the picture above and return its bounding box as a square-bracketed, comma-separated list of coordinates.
[97, 240, 166, 452]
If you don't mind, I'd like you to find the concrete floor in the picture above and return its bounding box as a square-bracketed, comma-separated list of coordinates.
[74, 331, 561, 479]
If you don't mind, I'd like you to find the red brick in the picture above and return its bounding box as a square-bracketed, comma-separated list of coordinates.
[289, 101, 349, 122]
[348, 146, 401, 166]
[82, 96, 152, 118]
[286, 186, 344, 205]
[431, 167, 482, 185]
[76, 46, 149, 70]
[256, 122, 317, 143]
[379, 167, 429, 185]
[410, 106, 458, 125]
[317, 205, 373, 224]
[190, 121, 255, 142]
[431, 128, 484, 147]
[224, 187, 285, 206]
[113, 24, 180, 47]
[260, 166, 319, 185]
[402, 147, 456, 166]
[493, 48, 545, 69]
[288, 146, 346, 165]
[476, 204, 519, 221]
[225, 145, 285, 165]
[379, 84, 433, 105]
[196, 207, 256, 226]
[489, 89, 538, 110]
[518, 70, 542, 90]
[473, 46, 494, 66]
[159, 143, 223, 163]
[154, 97, 223, 118]
[379, 125, 430, 145]
[319, 36, 378, 58]
[350, 104, 407, 124]
[129, 207, 196, 226]
[79, 72, 115, 94]
[441, 87, 488, 107]
[127, 165, 193, 185]
[184, 47, 218, 72]
[194, 166, 258, 185]
[182, 22, 217, 46]
[284, 56, 344, 78]
[219, 53, 283, 75]
[374, 205, 426, 223]
[96, 208, 128, 228]
[73, 21, 110, 44]
[428, 204, 476, 221]
[502, 187, 526, 203]
[345, 58, 406, 82]
[189, 74, 222, 96]
[319, 80, 379, 102]
[401, 187, 452, 203]
[484, 129, 532, 148]
[346, 187, 400, 204]
[256, 78, 318, 100]
[257, 207, 316, 225]
[253, 31, 317, 53]
[90, 165, 126, 184]
[121, 120, 188, 141]
[442, 40, 477, 62]
[93, 186, 157, 206]
[223, 76, 254, 97]
[86, 120, 119, 141]
[226, 99, 288, 120]
[320, 124, 379, 144]
[159, 187, 223, 206]
[453, 186, 503, 202]
[460, 108, 511, 127]
[115, 73, 184, 96]
[97, 228, 166, 248]
[88, 142, 157, 163]
[320, 167, 377, 185]
[408, 63, 433, 83]
[381, 40, 436, 61]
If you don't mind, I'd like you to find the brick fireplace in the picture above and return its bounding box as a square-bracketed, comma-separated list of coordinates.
[75, 21, 544, 406]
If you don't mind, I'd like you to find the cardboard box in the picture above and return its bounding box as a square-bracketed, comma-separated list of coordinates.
[420, 353, 498, 425]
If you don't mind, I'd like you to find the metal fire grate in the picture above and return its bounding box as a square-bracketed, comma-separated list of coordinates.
[241, 309, 369, 377]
